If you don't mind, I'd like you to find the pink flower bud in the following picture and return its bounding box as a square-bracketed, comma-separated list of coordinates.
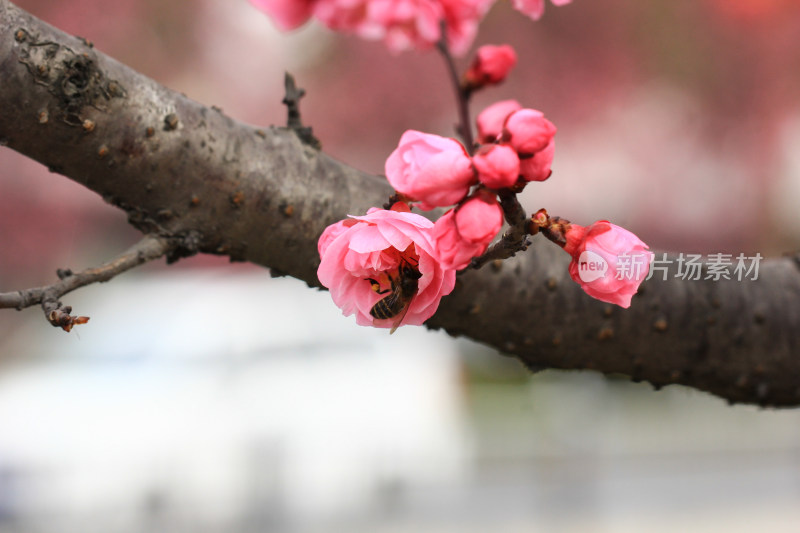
[317, 208, 456, 330]
[563, 221, 653, 308]
[431, 191, 503, 270]
[385, 130, 476, 210]
[476, 100, 522, 143]
[519, 139, 555, 182]
[249, 0, 316, 31]
[473, 144, 521, 189]
[503, 109, 557, 156]
[511, 0, 572, 21]
[464, 44, 518, 88]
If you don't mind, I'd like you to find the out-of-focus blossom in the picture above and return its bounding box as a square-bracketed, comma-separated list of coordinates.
[511, 0, 572, 21]
[249, 0, 316, 30]
[251, 0, 494, 54]
[317, 206, 456, 329]
[476, 99, 522, 143]
[440, 0, 496, 55]
[385, 130, 476, 209]
[518, 139, 554, 182]
[464, 44, 518, 88]
[502, 108, 557, 156]
[563, 220, 653, 308]
[706, 0, 797, 22]
[473, 144, 520, 188]
[431, 190, 503, 269]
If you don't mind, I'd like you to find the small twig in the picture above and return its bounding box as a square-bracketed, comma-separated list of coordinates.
[469, 191, 530, 270]
[282, 72, 321, 149]
[435, 22, 475, 154]
[0, 234, 172, 331]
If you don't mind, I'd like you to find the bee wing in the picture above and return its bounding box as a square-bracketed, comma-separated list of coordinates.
[389, 297, 413, 334]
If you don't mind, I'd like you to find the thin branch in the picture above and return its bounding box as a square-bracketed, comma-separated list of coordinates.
[282, 72, 321, 149]
[436, 22, 475, 154]
[0, 234, 172, 331]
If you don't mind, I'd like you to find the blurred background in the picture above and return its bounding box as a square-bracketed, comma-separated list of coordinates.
[2, 0, 800, 531]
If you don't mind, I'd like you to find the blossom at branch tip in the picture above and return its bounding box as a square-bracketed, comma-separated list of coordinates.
[318, 206, 456, 329]
[431, 190, 503, 270]
[464, 44, 518, 89]
[563, 221, 653, 308]
[476, 99, 522, 143]
[472, 144, 520, 189]
[385, 130, 476, 210]
[502, 108, 557, 156]
[511, 0, 572, 21]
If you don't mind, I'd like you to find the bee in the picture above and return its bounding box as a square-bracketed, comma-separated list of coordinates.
[366, 260, 422, 334]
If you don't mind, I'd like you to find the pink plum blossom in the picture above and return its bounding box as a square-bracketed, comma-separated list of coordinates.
[251, 0, 493, 55]
[431, 190, 503, 270]
[563, 221, 653, 308]
[439, 0, 496, 55]
[472, 144, 520, 189]
[348, 0, 444, 53]
[476, 100, 522, 143]
[385, 130, 476, 209]
[502, 108, 557, 156]
[464, 44, 518, 88]
[518, 139, 554, 182]
[249, 0, 316, 30]
[317, 207, 456, 329]
[511, 0, 572, 21]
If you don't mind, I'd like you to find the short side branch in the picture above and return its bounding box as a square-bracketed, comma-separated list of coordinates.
[470, 191, 531, 269]
[282, 72, 321, 149]
[0, 234, 171, 331]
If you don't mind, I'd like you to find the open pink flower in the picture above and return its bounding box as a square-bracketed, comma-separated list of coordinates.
[385, 130, 476, 210]
[563, 221, 653, 308]
[464, 44, 518, 88]
[511, 0, 572, 21]
[431, 190, 503, 270]
[476, 100, 522, 143]
[318, 207, 456, 329]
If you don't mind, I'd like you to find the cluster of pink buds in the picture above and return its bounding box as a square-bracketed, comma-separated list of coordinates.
[382, 96, 557, 270]
[315, 34, 650, 332]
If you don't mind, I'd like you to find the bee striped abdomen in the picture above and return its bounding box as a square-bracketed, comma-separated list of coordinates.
[370, 295, 401, 319]
[367, 259, 422, 332]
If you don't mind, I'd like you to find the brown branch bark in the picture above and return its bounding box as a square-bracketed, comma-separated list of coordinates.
[1, 0, 799, 406]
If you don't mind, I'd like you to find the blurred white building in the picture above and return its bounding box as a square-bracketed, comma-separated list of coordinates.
[0, 271, 472, 532]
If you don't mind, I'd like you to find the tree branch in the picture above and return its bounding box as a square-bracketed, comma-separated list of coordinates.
[0, 234, 172, 331]
[2, 0, 800, 406]
[436, 23, 475, 153]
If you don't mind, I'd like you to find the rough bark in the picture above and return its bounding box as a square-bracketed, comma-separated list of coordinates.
[1, 0, 799, 407]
